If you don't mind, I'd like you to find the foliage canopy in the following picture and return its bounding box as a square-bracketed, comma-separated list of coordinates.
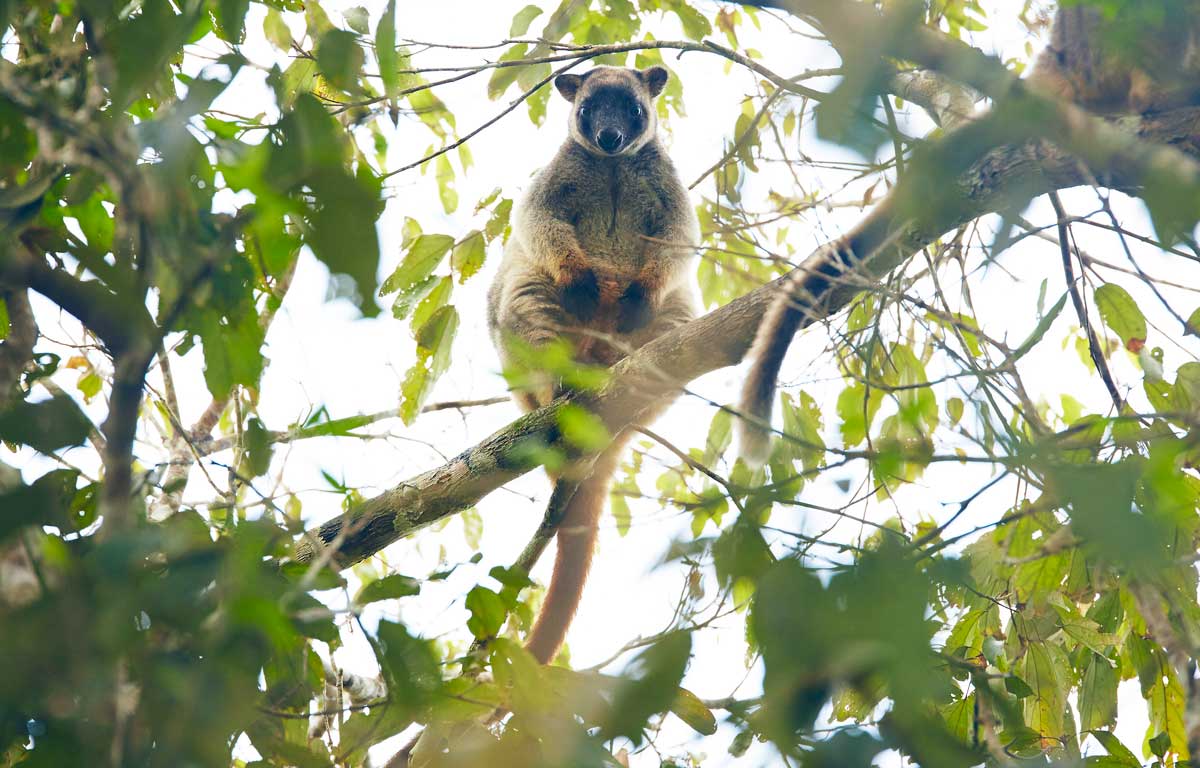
[1, 1, 1200, 767]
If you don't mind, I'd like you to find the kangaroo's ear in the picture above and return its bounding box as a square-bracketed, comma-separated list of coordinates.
[640, 66, 669, 97]
[555, 74, 584, 102]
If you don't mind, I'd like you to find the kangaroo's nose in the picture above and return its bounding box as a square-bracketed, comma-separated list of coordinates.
[597, 128, 624, 153]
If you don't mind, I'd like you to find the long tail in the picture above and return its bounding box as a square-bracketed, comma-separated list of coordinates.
[738, 201, 900, 464]
[525, 438, 627, 664]
[737, 272, 807, 466]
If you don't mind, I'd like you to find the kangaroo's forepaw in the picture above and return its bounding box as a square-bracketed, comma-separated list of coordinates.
[562, 268, 600, 322]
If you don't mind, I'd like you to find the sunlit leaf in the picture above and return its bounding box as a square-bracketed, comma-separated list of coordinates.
[1094, 284, 1147, 350]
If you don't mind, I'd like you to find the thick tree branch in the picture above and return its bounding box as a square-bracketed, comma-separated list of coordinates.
[889, 69, 977, 128]
[0, 288, 37, 407]
[294, 104, 1200, 569]
[0, 245, 154, 356]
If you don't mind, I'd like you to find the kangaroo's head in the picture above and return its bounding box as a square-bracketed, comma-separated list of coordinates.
[554, 65, 668, 156]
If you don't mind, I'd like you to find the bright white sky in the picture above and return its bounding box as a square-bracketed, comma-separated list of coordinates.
[14, 0, 1200, 765]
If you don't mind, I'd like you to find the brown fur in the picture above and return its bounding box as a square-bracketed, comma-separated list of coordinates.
[487, 65, 699, 663]
[737, 216, 894, 463]
[522, 438, 625, 664]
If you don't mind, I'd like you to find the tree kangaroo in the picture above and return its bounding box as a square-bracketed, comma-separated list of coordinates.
[487, 65, 699, 663]
[736, 1, 1200, 463]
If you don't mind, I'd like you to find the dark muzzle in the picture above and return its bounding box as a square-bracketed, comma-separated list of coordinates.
[596, 127, 624, 153]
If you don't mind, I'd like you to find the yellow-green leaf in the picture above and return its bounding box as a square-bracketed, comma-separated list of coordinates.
[355, 574, 420, 605]
[558, 404, 611, 453]
[451, 231, 486, 283]
[670, 687, 717, 736]
[1094, 284, 1146, 349]
[263, 8, 292, 51]
[380, 234, 453, 297]
[435, 154, 457, 214]
[508, 4, 543, 36]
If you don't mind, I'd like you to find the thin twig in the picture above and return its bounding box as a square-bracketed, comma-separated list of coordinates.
[1049, 191, 1123, 413]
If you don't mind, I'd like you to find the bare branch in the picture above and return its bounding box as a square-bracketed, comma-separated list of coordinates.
[1049, 192, 1124, 413]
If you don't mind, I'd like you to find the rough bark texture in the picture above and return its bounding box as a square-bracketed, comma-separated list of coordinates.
[291, 104, 1200, 569]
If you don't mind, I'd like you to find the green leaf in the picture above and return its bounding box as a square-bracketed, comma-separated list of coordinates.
[461, 506, 483, 550]
[71, 194, 115, 252]
[775, 390, 824, 470]
[337, 704, 412, 765]
[242, 417, 273, 477]
[728, 728, 754, 757]
[465, 586, 507, 639]
[0, 395, 90, 454]
[1094, 284, 1146, 349]
[1142, 165, 1200, 246]
[558, 404, 611, 453]
[375, 620, 439, 717]
[670, 687, 718, 736]
[77, 371, 102, 401]
[400, 305, 459, 424]
[1149, 730, 1172, 759]
[1020, 642, 1066, 739]
[391, 275, 439, 321]
[315, 30, 363, 93]
[602, 632, 692, 744]
[1012, 291, 1068, 359]
[108, 0, 196, 107]
[411, 276, 453, 334]
[1004, 675, 1034, 699]
[343, 6, 370, 35]
[435, 154, 458, 214]
[414, 305, 458, 371]
[715, 518, 775, 588]
[376, 0, 399, 121]
[246, 717, 333, 768]
[703, 407, 732, 466]
[945, 607, 988, 658]
[508, 5, 544, 36]
[263, 8, 293, 51]
[672, 3, 713, 40]
[450, 230, 486, 283]
[273, 98, 382, 316]
[487, 44, 529, 100]
[946, 396, 964, 426]
[197, 309, 266, 398]
[610, 491, 632, 536]
[1173, 362, 1200, 414]
[940, 693, 975, 745]
[485, 198, 513, 241]
[399, 366, 431, 427]
[1091, 730, 1140, 766]
[1145, 655, 1187, 760]
[488, 565, 533, 589]
[1053, 602, 1116, 657]
[288, 591, 339, 643]
[381, 234, 454, 297]
[1078, 654, 1118, 731]
[355, 574, 421, 605]
[216, 0, 250, 43]
[837, 383, 880, 447]
[0, 469, 80, 541]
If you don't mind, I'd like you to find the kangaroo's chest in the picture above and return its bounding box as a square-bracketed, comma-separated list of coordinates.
[553, 164, 670, 272]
